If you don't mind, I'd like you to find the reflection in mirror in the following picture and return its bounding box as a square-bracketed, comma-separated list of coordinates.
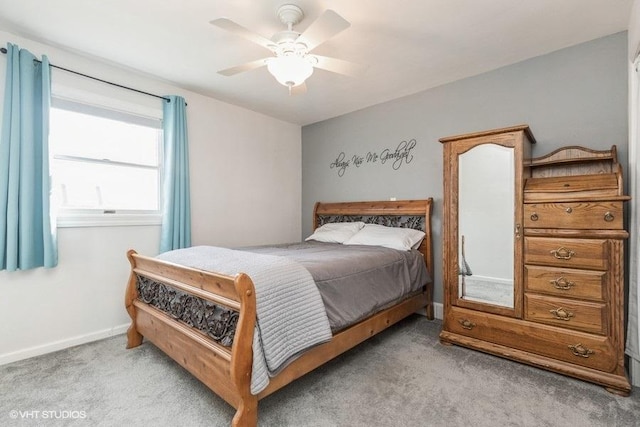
[458, 143, 514, 307]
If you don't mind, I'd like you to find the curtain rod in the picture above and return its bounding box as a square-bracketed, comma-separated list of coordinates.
[0, 46, 183, 105]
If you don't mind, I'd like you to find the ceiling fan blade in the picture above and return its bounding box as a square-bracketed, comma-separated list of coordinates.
[210, 18, 275, 51]
[218, 58, 269, 76]
[290, 82, 307, 95]
[313, 55, 367, 77]
[297, 10, 350, 51]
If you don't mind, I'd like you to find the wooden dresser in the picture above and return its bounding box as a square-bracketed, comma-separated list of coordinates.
[522, 145, 630, 394]
[439, 125, 631, 396]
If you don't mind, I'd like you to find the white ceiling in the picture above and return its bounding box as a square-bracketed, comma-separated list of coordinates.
[0, 0, 634, 125]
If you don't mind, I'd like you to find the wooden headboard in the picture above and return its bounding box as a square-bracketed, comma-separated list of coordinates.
[312, 199, 434, 276]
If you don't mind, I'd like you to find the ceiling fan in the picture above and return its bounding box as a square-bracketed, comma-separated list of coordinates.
[210, 4, 366, 94]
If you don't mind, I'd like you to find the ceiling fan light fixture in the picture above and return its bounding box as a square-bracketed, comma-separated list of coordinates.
[267, 54, 314, 87]
[211, 5, 358, 94]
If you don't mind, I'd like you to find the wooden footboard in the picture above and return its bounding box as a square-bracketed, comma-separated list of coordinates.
[125, 198, 434, 426]
[125, 250, 258, 426]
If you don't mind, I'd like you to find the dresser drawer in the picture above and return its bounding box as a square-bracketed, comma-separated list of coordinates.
[524, 237, 607, 270]
[524, 294, 607, 335]
[524, 265, 606, 302]
[524, 173, 621, 202]
[524, 202, 622, 230]
[445, 306, 617, 372]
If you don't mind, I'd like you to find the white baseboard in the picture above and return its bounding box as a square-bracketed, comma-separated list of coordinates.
[630, 357, 640, 388]
[416, 302, 443, 320]
[0, 323, 129, 366]
[433, 302, 443, 320]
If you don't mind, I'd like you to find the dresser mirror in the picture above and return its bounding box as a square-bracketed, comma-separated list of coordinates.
[441, 125, 529, 318]
[458, 144, 515, 308]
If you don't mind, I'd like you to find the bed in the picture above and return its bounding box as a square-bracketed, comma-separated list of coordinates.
[125, 199, 434, 426]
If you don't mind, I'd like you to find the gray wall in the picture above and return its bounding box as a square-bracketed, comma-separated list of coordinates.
[301, 32, 628, 305]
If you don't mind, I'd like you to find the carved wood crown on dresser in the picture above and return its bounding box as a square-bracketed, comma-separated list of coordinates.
[439, 125, 631, 396]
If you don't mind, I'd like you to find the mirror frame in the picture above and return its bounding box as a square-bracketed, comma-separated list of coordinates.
[442, 130, 529, 318]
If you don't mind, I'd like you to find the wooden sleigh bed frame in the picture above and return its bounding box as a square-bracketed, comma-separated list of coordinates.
[125, 199, 434, 426]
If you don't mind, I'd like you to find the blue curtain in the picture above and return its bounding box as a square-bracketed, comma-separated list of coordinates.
[160, 95, 191, 252]
[0, 43, 57, 271]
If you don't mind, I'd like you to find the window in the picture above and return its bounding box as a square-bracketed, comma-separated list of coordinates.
[49, 99, 163, 226]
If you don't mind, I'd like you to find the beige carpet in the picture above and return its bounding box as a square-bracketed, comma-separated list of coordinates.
[1, 315, 638, 426]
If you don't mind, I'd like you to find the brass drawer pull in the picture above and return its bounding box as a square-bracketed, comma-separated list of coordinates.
[458, 318, 476, 330]
[565, 207, 572, 214]
[568, 343, 594, 358]
[550, 307, 574, 321]
[530, 213, 539, 221]
[550, 247, 575, 260]
[604, 212, 615, 222]
[550, 277, 575, 290]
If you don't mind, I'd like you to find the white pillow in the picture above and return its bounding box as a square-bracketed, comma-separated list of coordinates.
[343, 224, 425, 251]
[305, 221, 365, 244]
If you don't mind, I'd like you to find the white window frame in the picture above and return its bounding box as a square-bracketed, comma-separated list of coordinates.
[50, 98, 164, 228]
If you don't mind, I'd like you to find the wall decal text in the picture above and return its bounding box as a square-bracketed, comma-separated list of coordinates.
[330, 139, 416, 177]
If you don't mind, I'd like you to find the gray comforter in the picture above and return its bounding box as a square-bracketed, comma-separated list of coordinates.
[241, 241, 431, 332]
